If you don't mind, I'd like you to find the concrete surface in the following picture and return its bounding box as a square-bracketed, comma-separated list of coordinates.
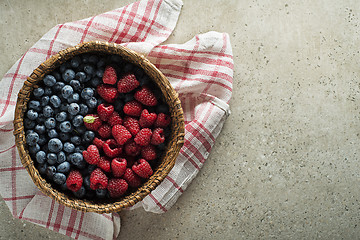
[1, 0, 360, 239]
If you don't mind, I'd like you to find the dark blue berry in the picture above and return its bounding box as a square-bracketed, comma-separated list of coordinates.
[139, 75, 150, 86]
[81, 88, 94, 100]
[84, 65, 94, 76]
[50, 95, 61, 108]
[36, 151, 46, 164]
[59, 62, 71, 73]
[29, 143, 40, 155]
[41, 96, 50, 107]
[72, 115, 83, 127]
[110, 54, 122, 63]
[79, 104, 88, 116]
[70, 56, 81, 68]
[48, 138, 63, 153]
[67, 93, 80, 103]
[75, 72, 87, 83]
[68, 152, 83, 165]
[59, 132, 70, 142]
[89, 55, 99, 64]
[43, 105, 54, 118]
[76, 126, 86, 135]
[86, 97, 97, 109]
[47, 153, 57, 165]
[53, 81, 65, 93]
[123, 62, 134, 73]
[114, 99, 124, 112]
[81, 54, 90, 63]
[28, 100, 41, 111]
[97, 57, 106, 68]
[70, 80, 81, 91]
[73, 186, 86, 198]
[61, 85, 74, 99]
[83, 131, 95, 142]
[48, 129, 58, 138]
[60, 103, 69, 112]
[95, 68, 104, 78]
[36, 114, 46, 124]
[44, 117, 56, 129]
[57, 151, 66, 164]
[90, 77, 101, 87]
[26, 132, 39, 146]
[38, 163, 48, 175]
[124, 93, 134, 102]
[83, 176, 91, 190]
[43, 75, 57, 87]
[68, 103, 80, 115]
[44, 87, 53, 96]
[134, 67, 144, 79]
[33, 87, 44, 98]
[37, 135, 47, 146]
[96, 189, 107, 198]
[70, 135, 81, 146]
[62, 69, 75, 82]
[34, 124, 46, 134]
[55, 111, 67, 122]
[52, 71, 62, 81]
[53, 173, 66, 185]
[26, 109, 38, 120]
[64, 142, 75, 153]
[59, 121, 72, 133]
[76, 160, 87, 169]
[57, 161, 70, 173]
[24, 118, 36, 129]
[45, 165, 57, 179]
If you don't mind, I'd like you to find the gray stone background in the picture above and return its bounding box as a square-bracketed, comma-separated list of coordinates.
[1, 0, 359, 239]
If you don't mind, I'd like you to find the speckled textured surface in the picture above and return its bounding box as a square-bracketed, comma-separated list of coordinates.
[1, 0, 360, 239]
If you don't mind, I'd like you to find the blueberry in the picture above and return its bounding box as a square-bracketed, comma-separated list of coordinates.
[97, 57, 106, 68]
[83, 131, 95, 142]
[81, 54, 90, 63]
[64, 142, 75, 153]
[36, 114, 46, 124]
[89, 55, 99, 64]
[156, 104, 169, 114]
[37, 135, 47, 145]
[59, 121, 72, 133]
[81, 88, 94, 100]
[95, 68, 104, 78]
[76, 126, 86, 135]
[50, 95, 61, 108]
[59, 132, 70, 142]
[26, 129, 35, 135]
[48, 129, 59, 138]
[53, 81, 65, 93]
[53, 173, 67, 185]
[74, 146, 85, 153]
[26, 109, 38, 120]
[86, 97, 97, 109]
[38, 163, 48, 175]
[24, 118, 36, 129]
[26, 132, 39, 146]
[75, 72, 87, 83]
[83, 176, 91, 190]
[75, 159, 87, 169]
[45, 165, 57, 179]
[33, 87, 45, 98]
[47, 153, 57, 165]
[44, 87, 53, 96]
[59, 62, 71, 73]
[44, 117, 56, 129]
[48, 138, 63, 153]
[70, 56, 81, 68]
[67, 93, 80, 103]
[57, 151, 66, 164]
[90, 77, 101, 87]
[28, 100, 41, 111]
[124, 93, 134, 102]
[81, 164, 96, 176]
[110, 54, 122, 63]
[123, 62, 134, 73]
[96, 189, 107, 198]
[60, 182, 68, 191]
[62, 69, 75, 82]
[114, 99, 124, 112]
[35, 151, 46, 164]
[134, 67, 144, 79]
[43, 105, 54, 118]
[41, 96, 50, 107]
[79, 104, 88, 116]
[84, 64, 94, 76]
[70, 80, 81, 92]
[70, 135, 81, 145]
[61, 85, 74, 99]
[68, 152, 83, 165]
[139, 75, 150, 86]
[29, 143, 40, 155]
[60, 103, 69, 112]
[73, 186, 86, 198]
[68, 103, 80, 115]
[57, 161, 70, 173]
[53, 71, 62, 81]
[43, 75, 57, 87]
[71, 115, 83, 127]
[55, 111, 67, 122]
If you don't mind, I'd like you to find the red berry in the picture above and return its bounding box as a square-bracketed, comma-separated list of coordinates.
[98, 123, 112, 139]
[66, 170, 83, 192]
[108, 111, 122, 126]
[124, 140, 141, 156]
[117, 73, 139, 93]
[134, 86, 158, 106]
[123, 168, 142, 187]
[123, 100, 143, 117]
[112, 125, 132, 145]
[90, 168, 108, 190]
[103, 139, 122, 158]
[141, 145, 157, 161]
[108, 178, 128, 198]
[83, 114, 102, 131]
[98, 156, 111, 173]
[134, 128, 152, 146]
[83, 145, 100, 165]
[102, 66, 117, 85]
[123, 116, 140, 136]
[111, 158, 127, 177]
[151, 128, 165, 145]
[132, 159, 153, 178]
[97, 84, 119, 103]
[97, 103, 114, 121]
[92, 137, 105, 150]
[154, 113, 171, 128]
[139, 109, 157, 128]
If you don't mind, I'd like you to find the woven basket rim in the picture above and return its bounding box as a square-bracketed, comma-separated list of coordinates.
[13, 41, 185, 213]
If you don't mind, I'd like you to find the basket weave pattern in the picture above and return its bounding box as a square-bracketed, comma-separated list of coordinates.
[13, 41, 185, 213]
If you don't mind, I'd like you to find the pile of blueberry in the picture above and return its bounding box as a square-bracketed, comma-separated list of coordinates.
[24, 53, 168, 200]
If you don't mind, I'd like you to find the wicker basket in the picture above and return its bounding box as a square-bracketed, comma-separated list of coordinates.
[13, 41, 185, 213]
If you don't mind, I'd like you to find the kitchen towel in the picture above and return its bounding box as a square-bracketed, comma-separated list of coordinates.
[0, 0, 233, 239]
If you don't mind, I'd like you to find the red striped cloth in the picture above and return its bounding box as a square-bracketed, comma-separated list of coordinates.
[0, 0, 233, 239]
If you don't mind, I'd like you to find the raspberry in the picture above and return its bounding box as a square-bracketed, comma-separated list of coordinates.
[107, 178, 128, 198]
[103, 139, 122, 158]
[141, 145, 157, 161]
[139, 109, 157, 128]
[134, 86, 158, 106]
[83, 114, 102, 131]
[132, 159, 153, 178]
[154, 113, 171, 128]
[112, 125, 132, 145]
[117, 73, 139, 93]
[98, 123, 112, 139]
[111, 158, 127, 177]
[151, 128, 165, 145]
[97, 103, 114, 121]
[66, 170, 83, 192]
[102, 66, 117, 85]
[123, 168, 142, 187]
[123, 116, 140, 136]
[124, 140, 141, 156]
[92, 137, 105, 150]
[98, 156, 111, 173]
[134, 128, 152, 146]
[90, 168, 108, 190]
[123, 100, 143, 117]
[97, 84, 119, 103]
[83, 145, 100, 165]
[108, 111, 122, 126]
